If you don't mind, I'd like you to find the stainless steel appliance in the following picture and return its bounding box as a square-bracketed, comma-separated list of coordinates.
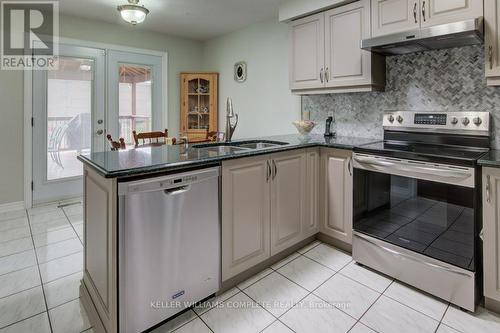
[118, 167, 220, 333]
[361, 17, 483, 56]
[352, 111, 490, 311]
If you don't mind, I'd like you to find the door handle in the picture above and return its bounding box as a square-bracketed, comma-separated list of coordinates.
[489, 45, 493, 70]
[422, 1, 426, 22]
[164, 185, 191, 196]
[266, 160, 271, 182]
[486, 175, 491, 203]
[348, 158, 352, 176]
[325, 67, 329, 83]
[96, 129, 104, 135]
[272, 160, 277, 180]
[320, 68, 324, 83]
[413, 2, 417, 23]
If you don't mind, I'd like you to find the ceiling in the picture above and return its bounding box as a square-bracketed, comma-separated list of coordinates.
[59, 0, 288, 41]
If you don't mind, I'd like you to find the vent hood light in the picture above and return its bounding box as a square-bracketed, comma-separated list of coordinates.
[117, 0, 149, 25]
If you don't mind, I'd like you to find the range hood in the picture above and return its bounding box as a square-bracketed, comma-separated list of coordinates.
[361, 17, 483, 56]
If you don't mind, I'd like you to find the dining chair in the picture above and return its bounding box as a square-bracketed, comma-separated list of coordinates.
[132, 129, 176, 147]
[107, 134, 126, 151]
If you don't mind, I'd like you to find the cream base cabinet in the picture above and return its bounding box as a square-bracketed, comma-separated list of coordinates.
[222, 155, 271, 281]
[482, 167, 500, 311]
[421, 0, 483, 28]
[289, 13, 325, 90]
[371, 0, 420, 37]
[270, 150, 307, 256]
[304, 148, 320, 238]
[320, 148, 353, 244]
[485, 0, 500, 86]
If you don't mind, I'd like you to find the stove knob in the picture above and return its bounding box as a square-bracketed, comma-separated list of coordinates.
[388, 115, 395, 123]
[451, 117, 458, 125]
[462, 117, 470, 126]
[396, 115, 403, 123]
[473, 117, 482, 126]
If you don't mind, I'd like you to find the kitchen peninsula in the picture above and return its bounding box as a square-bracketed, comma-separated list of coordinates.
[77, 134, 378, 333]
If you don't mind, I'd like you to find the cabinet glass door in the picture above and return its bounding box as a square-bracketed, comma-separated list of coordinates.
[186, 77, 211, 133]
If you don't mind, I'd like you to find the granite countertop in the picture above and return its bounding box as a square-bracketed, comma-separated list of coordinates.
[478, 150, 500, 167]
[78, 134, 380, 179]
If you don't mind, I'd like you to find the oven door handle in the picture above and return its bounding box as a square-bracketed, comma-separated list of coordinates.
[354, 233, 472, 278]
[353, 156, 472, 180]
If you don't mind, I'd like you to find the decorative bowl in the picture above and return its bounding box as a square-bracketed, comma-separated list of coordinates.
[292, 120, 316, 135]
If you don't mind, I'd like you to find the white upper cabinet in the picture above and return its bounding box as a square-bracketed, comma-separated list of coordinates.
[325, 0, 373, 87]
[484, 0, 500, 85]
[289, 0, 385, 93]
[372, 0, 420, 37]
[372, 0, 483, 37]
[289, 13, 325, 90]
[421, 0, 483, 27]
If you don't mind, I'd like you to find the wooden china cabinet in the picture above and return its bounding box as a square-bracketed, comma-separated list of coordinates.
[180, 72, 219, 141]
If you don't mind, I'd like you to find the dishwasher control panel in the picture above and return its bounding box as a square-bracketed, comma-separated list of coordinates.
[166, 175, 197, 186]
[118, 167, 220, 195]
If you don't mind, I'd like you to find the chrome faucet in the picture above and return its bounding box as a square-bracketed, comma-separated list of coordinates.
[225, 97, 238, 142]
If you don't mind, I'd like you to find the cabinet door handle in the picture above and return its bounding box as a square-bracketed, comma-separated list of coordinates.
[266, 160, 271, 182]
[348, 158, 352, 176]
[325, 67, 329, 83]
[486, 175, 491, 203]
[422, 1, 426, 22]
[320, 68, 324, 83]
[479, 228, 484, 241]
[272, 160, 277, 180]
[489, 45, 493, 70]
[413, 2, 417, 23]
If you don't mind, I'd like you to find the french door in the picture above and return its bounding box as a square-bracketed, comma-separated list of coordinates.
[107, 51, 164, 146]
[32, 46, 164, 204]
[32, 44, 105, 204]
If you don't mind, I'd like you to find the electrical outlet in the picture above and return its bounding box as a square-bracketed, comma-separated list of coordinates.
[328, 111, 334, 118]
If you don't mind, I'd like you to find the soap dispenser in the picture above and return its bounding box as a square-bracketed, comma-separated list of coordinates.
[324, 116, 335, 137]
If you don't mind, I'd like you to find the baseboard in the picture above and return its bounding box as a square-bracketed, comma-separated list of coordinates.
[0, 201, 25, 213]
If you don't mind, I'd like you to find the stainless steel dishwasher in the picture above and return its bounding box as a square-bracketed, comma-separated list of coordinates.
[117, 167, 220, 333]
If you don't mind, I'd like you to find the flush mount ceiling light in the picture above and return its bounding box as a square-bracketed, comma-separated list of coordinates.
[117, 0, 149, 25]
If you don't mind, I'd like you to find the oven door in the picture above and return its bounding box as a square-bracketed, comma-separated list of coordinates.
[352, 153, 477, 271]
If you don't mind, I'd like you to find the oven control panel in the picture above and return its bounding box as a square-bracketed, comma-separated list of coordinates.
[383, 111, 490, 136]
[414, 113, 447, 125]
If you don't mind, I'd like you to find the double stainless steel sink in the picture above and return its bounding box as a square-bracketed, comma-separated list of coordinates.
[193, 140, 288, 154]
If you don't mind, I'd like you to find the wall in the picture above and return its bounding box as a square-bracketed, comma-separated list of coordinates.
[0, 71, 24, 206]
[202, 19, 301, 139]
[304, 45, 500, 147]
[0, 15, 203, 206]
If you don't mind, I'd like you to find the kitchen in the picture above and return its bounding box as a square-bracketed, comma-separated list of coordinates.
[2, 0, 500, 333]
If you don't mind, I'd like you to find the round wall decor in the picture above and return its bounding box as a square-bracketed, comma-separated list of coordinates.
[234, 61, 247, 82]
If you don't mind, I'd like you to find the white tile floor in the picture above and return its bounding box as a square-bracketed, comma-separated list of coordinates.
[0, 202, 91, 333]
[1, 204, 500, 333]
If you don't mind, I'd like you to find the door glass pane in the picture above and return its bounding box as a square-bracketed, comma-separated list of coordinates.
[47, 57, 93, 180]
[118, 64, 152, 145]
[353, 169, 475, 270]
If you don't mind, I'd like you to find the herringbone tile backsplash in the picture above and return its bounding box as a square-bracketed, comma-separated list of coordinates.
[304, 45, 500, 147]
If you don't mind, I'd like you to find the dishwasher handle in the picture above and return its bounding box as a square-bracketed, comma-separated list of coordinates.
[164, 185, 191, 196]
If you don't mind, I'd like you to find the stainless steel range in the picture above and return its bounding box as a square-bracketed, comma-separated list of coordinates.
[352, 111, 490, 312]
